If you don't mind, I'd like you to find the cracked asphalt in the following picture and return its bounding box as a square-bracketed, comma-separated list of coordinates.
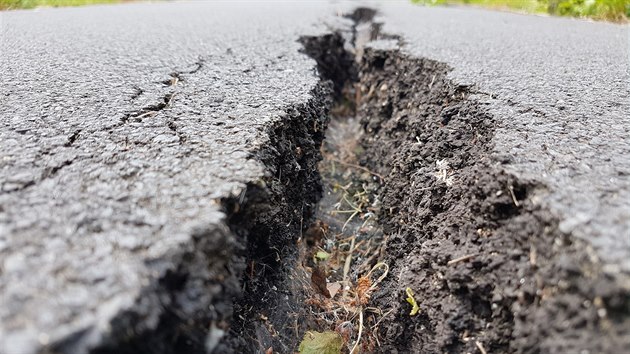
[1, 1, 629, 353]
[0, 2, 343, 352]
[372, 4, 630, 275]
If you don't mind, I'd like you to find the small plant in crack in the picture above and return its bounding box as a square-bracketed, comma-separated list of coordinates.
[294, 96, 390, 353]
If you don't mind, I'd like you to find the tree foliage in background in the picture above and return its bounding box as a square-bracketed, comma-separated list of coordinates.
[550, 0, 629, 21]
[0, 0, 119, 10]
[412, 0, 629, 21]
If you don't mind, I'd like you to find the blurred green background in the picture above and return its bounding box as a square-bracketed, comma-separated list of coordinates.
[0, 0, 120, 10]
[413, 0, 629, 21]
[0, 0, 628, 22]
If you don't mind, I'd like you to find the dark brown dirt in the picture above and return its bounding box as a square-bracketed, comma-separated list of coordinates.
[216, 9, 630, 353]
[215, 82, 332, 354]
[356, 48, 630, 353]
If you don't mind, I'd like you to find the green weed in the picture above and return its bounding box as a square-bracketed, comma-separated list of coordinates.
[412, 0, 629, 21]
[0, 0, 121, 10]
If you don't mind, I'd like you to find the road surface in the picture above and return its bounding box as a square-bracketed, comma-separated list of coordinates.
[1, 1, 628, 353]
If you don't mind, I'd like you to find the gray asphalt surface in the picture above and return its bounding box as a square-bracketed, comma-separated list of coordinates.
[1, 1, 629, 353]
[0, 2, 340, 352]
[373, 4, 630, 275]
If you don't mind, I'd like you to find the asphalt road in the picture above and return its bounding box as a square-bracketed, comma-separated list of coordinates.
[1, 1, 628, 353]
[375, 4, 630, 275]
[0, 2, 339, 352]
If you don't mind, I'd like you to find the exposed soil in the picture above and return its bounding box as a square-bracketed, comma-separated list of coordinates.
[10, 6, 628, 354]
[297, 114, 390, 353]
[356, 48, 630, 354]
[287, 7, 630, 354]
[216, 82, 332, 354]
[216, 7, 630, 354]
[90, 81, 333, 354]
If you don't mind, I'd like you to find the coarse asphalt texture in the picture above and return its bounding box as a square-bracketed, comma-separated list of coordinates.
[374, 3, 630, 274]
[1, 1, 628, 353]
[0, 2, 338, 352]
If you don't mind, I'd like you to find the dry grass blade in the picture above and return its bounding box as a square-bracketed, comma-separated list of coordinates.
[447, 253, 477, 266]
[350, 310, 364, 354]
[475, 340, 488, 354]
[327, 156, 384, 180]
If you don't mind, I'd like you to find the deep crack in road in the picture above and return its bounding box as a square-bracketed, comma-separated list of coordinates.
[1, 2, 629, 353]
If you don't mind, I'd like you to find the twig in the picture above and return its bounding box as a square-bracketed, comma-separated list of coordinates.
[166, 92, 176, 106]
[342, 210, 360, 232]
[329, 156, 384, 180]
[340, 194, 361, 232]
[529, 246, 537, 266]
[429, 74, 436, 89]
[342, 193, 360, 211]
[367, 262, 389, 290]
[447, 254, 477, 266]
[135, 111, 158, 119]
[342, 237, 356, 299]
[371, 308, 395, 347]
[371, 308, 395, 330]
[475, 340, 488, 354]
[350, 309, 364, 354]
[331, 209, 361, 214]
[508, 185, 520, 207]
[360, 212, 374, 229]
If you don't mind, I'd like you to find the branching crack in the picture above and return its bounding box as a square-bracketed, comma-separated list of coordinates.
[40, 159, 74, 180]
[121, 93, 176, 124]
[167, 120, 186, 144]
[185, 57, 205, 75]
[64, 129, 81, 147]
[130, 86, 144, 100]
[161, 73, 181, 87]
[122, 56, 206, 126]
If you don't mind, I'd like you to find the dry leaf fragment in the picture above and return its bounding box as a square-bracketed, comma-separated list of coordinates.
[298, 331, 343, 354]
[356, 276, 372, 305]
[327, 282, 342, 299]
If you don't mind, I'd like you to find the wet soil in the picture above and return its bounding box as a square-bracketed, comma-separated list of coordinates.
[356, 48, 630, 353]
[216, 82, 332, 353]
[219, 8, 630, 354]
[303, 114, 388, 352]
